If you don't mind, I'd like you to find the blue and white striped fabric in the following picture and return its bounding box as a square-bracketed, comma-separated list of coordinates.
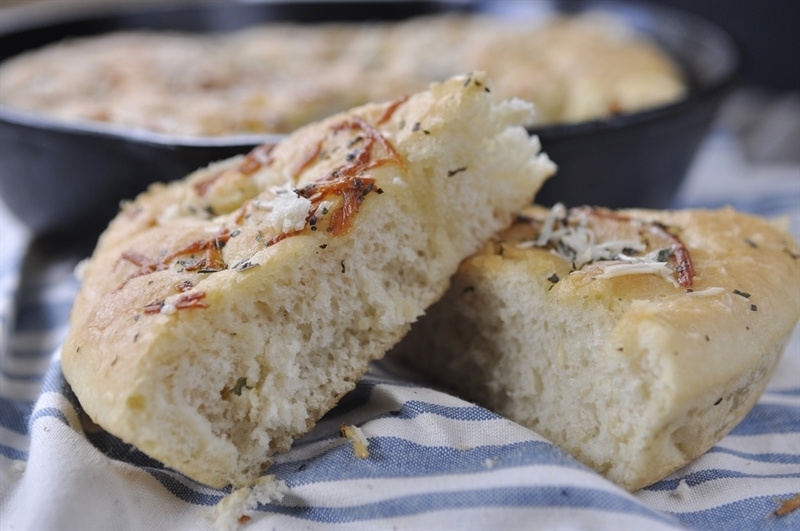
[1, 99, 799, 530]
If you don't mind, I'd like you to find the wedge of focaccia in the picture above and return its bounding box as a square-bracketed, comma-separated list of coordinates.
[392, 204, 800, 491]
[61, 73, 556, 489]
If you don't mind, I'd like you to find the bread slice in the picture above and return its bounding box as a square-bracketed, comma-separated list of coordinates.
[60, 73, 555, 489]
[392, 204, 800, 491]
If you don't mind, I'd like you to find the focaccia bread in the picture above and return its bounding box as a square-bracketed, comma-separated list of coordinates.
[61, 73, 556, 489]
[392, 204, 800, 491]
[0, 13, 685, 135]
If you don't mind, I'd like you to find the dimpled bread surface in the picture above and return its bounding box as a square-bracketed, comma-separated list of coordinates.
[392, 205, 800, 491]
[61, 73, 556, 488]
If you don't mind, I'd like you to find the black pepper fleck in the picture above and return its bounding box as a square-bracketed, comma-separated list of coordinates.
[229, 377, 252, 397]
[714, 397, 723, 406]
[447, 167, 468, 178]
[236, 260, 259, 272]
[656, 248, 672, 262]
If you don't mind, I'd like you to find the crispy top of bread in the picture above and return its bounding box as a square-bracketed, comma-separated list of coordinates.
[61, 73, 555, 488]
[393, 204, 800, 490]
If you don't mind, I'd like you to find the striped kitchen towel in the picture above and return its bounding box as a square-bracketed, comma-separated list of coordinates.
[1, 123, 798, 530]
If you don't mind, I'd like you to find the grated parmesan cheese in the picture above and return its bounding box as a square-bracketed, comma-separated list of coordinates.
[254, 190, 312, 234]
[520, 203, 679, 283]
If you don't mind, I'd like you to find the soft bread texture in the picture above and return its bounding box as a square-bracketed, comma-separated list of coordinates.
[61, 73, 555, 488]
[392, 205, 800, 491]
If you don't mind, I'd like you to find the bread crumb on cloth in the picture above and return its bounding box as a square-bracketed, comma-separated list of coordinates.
[341, 424, 370, 459]
[774, 493, 800, 516]
[206, 475, 287, 531]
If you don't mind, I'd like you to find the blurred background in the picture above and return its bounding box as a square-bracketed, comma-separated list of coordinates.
[2, 0, 797, 166]
[0, 0, 797, 230]
[2, 0, 798, 91]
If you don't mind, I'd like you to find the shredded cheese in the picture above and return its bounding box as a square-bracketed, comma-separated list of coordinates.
[595, 261, 675, 284]
[685, 286, 725, 297]
[314, 200, 335, 218]
[520, 203, 678, 282]
[341, 424, 370, 459]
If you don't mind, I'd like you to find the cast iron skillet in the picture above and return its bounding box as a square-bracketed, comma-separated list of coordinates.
[0, 0, 743, 239]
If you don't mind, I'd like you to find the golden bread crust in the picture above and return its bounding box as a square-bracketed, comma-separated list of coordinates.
[393, 205, 800, 490]
[61, 74, 555, 488]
